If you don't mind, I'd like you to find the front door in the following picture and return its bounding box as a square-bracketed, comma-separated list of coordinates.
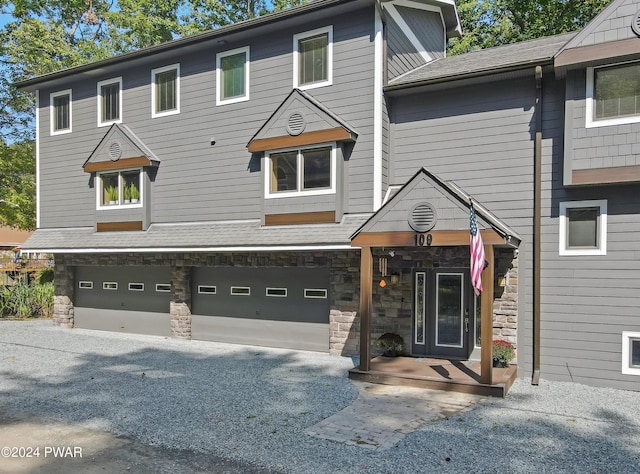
[412, 268, 472, 359]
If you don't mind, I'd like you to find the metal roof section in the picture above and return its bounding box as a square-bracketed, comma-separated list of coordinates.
[15, 0, 368, 92]
[21, 214, 371, 253]
[351, 167, 521, 247]
[386, 32, 576, 91]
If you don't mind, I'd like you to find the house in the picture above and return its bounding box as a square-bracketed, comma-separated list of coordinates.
[16, 0, 640, 394]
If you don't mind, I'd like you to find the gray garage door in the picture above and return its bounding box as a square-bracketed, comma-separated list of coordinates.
[191, 266, 330, 352]
[74, 266, 171, 336]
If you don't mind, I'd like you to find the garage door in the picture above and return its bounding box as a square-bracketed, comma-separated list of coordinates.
[191, 266, 330, 352]
[74, 266, 171, 336]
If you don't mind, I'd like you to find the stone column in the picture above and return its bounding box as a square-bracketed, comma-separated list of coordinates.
[170, 261, 191, 339]
[52, 254, 74, 328]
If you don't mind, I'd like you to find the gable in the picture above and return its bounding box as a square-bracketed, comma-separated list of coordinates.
[247, 89, 357, 153]
[83, 124, 160, 173]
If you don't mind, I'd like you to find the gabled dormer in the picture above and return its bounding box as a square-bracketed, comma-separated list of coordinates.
[248, 89, 358, 226]
[83, 124, 159, 231]
[555, 0, 640, 186]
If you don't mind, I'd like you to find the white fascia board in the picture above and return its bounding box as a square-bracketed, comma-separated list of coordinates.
[373, 7, 384, 211]
[22, 245, 358, 254]
[35, 90, 40, 228]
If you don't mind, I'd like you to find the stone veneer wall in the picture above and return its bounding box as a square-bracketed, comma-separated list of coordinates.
[52, 246, 517, 359]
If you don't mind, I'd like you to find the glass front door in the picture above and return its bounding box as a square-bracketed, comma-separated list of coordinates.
[412, 268, 472, 359]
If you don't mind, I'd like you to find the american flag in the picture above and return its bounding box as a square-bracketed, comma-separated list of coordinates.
[469, 204, 485, 296]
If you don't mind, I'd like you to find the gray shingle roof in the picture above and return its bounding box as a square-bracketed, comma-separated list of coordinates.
[387, 32, 577, 89]
[22, 215, 370, 252]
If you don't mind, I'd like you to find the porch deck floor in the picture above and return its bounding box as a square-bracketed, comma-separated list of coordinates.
[349, 356, 517, 397]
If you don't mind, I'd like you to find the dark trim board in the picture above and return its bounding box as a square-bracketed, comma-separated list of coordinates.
[352, 229, 505, 247]
[84, 156, 152, 173]
[572, 166, 640, 185]
[555, 38, 640, 68]
[96, 221, 144, 232]
[264, 211, 336, 225]
[247, 128, 355, 152]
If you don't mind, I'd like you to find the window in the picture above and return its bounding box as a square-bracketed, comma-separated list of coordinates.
[304, 288, 327, 299]
[216, 47, 249, 105]
[78, 281, 93, 289]
[97, 77, 122, 126]
[266, 145, 335, 198]
[97, 169, 142, 209]
[293, 26, 333, 89]
[586, 61, 640, 127]
[152, 64, 179, 117]
[103, 282, 118, 290]
[622, 331, 640, 375]
[156, 284, 171, 293]
[128, 283, 144, 291]
[50, 90, 72, 135]
[230, 286, 250, 295]
[266, 288, 287, 297]
[198, 285, 217, 294]
[559, 200, 607, 256]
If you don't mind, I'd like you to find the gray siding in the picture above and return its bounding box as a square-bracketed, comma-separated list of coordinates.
[563, 68, 640, 184]
[396, 6, 444, 59]
[37, 6, 376, 229]
[386, 15, 426, 81]
[572, 0, 640, 47]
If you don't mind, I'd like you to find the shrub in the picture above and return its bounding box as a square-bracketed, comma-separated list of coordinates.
[0, 280, 54, 318]
[375, 333, 405, 356]
[492, 339, 515, 365]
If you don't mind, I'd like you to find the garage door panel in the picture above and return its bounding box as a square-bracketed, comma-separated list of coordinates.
[192, 315, 328, 352]
[75, 308, 171, 337]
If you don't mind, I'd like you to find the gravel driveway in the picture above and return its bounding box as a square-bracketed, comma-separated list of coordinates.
[1, 320, 639, 473]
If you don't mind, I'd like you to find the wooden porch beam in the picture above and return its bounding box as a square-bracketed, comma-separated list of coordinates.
[480, 244, 494, 385]
[351, 229, 504, 247]
[358, 246, 373, 372]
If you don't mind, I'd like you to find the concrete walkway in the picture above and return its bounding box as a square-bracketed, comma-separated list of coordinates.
[305, 381, 484, 450]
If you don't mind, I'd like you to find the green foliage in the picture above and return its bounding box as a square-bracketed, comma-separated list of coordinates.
[449, 0, 610, 55]
[492, 339, 515, 364]
[0, 280, 53, 318]
[0, 139, 35, 230]
[36, 267, 54, 284]
[375, 333, 406, 355]
[129, 182, 139, 200]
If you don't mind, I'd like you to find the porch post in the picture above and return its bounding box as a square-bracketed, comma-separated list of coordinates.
[359, 246, 373, 371]
[480, 244, 495, 384]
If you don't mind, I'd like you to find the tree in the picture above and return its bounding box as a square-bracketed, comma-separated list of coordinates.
[449, 0, 610, 55]
[0, 140, 35, 230]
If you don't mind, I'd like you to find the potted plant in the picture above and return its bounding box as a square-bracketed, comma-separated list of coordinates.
[123, 184, 131, 204]
[107, 186, 118, 205]
[492, 339, 515, 367]
[130, 183, 140, 204]
[375, 333, 405, 357]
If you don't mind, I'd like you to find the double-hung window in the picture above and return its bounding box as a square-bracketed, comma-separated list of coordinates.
[97, 77, 122, 126]
[152, 64, 179, 117]
[216, 46, 250, 105]
[559, 200, 607, 256]
[586, 61, 640, 127]
[50, 90, 72, 135]
[97, 169, 142, 209]
[293, 26, 333, 90]
[266, 145, 335, 198]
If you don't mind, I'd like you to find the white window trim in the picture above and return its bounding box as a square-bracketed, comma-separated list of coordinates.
[96, 168, 143, 210]
[304, 288, 327, 299]
[151, 63, 180, 118]
[559, 200, 607, 256]
[128, 282, 144, 291]
[264, 143, 337, 199]
[266, 287, 287, 297]
[230, 286, 251, 296]
[198, 285, 217, 294]
[585, 61, 640, 128]
[97, 77, 123, 127]
[103, 282, 118, 290]
[156, 283, 171, 293]
[622, 331, 640, 375]
[216, 46, 250, 106]
[50, 89, 72, 136]
[293, 25, 333, 90]
[78, 281, 93, 289]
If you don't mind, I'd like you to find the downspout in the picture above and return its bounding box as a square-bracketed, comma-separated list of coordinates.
[532, 66, 542, 385]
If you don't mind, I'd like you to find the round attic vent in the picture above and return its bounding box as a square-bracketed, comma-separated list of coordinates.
[408, 202, 437, 233]
[286, 112, 306, 136]
[109, 142, 122, 161]
[632, 11, 640, 37]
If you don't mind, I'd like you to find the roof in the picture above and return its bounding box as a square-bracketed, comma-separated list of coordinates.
[15, 0, 364, 91]
[22, 215, 370, 253]
[0, 226, 33, 248]
[386, 32, 576, 90]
